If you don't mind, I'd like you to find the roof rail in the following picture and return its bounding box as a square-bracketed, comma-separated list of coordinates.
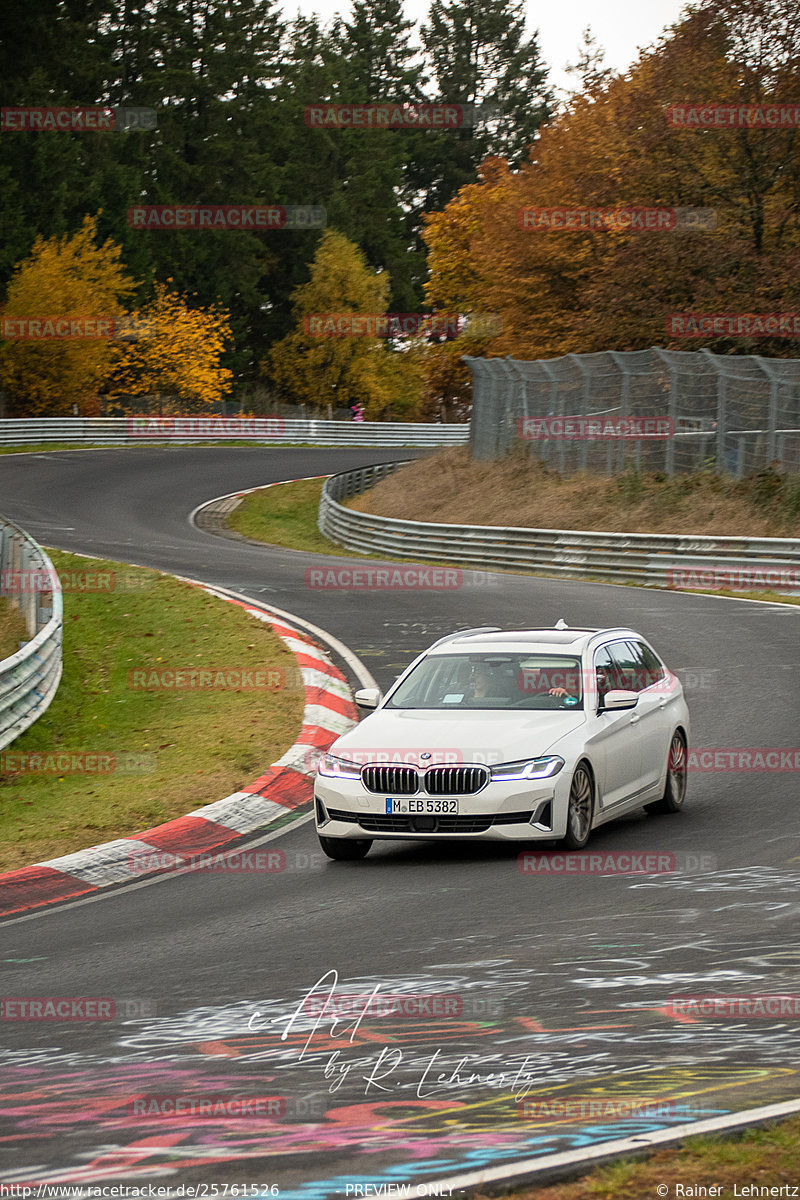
[427, 626, 502, 650]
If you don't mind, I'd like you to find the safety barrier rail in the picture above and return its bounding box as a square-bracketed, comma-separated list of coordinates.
[0, 517, 63, 750]
[318, 465, 800, 593]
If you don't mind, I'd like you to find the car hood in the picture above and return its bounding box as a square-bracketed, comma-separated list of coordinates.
[329, 708, 586, 766]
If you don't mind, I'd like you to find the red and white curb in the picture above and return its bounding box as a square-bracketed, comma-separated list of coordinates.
[0, 588, 358, 919]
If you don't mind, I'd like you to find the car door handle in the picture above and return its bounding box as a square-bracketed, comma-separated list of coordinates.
[658, 697, 668, 708]
[629, 714, 641, 724]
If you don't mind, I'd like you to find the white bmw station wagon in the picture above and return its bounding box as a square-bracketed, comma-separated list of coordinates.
[314, 623, 690, 860]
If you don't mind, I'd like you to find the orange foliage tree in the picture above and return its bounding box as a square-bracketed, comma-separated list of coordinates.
[422, 0, 800, 371]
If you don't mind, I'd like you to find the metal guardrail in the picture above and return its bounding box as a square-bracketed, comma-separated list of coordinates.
[0, 417, 469, 448]
[0, 517, 63, 750]
[318, 465, 800, 593]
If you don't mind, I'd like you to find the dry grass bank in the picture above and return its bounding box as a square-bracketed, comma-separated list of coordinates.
[347, 449, 800, 538]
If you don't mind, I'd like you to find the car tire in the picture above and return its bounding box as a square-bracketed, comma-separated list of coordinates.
[561, 762, 595, 849]
[645, 731, 687, 815]
[318, 834, 372, 861]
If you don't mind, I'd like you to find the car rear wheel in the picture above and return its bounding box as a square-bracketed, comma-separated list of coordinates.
[562, 763, 594, 849]
[318, 834, 372, 861]
[645, 732, 687, 814]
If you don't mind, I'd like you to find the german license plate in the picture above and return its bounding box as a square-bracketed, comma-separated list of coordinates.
[385, 798, 459, 815]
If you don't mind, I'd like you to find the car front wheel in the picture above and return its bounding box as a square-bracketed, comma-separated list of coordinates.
[562, 763, 595, 849]
[645, 731, 687, 815]
[318, 834, 372, 861]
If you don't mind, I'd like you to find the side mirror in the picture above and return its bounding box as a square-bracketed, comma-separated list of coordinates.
[354, 687, 382, 710]
[601, 689, 639, 711]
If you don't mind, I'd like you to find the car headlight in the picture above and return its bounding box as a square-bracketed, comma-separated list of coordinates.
[317, 753, 362, 780]
[490, 756, 564, 781]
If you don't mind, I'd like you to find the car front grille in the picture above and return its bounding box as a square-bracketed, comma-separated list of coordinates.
[424, 765, 489, 795]
[361, 765, 418, 795]
[360, 763, 489, 796]
[326, 808, 535, 835]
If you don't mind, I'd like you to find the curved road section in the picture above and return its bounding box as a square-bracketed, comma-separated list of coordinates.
[0, 447, 799, 1196]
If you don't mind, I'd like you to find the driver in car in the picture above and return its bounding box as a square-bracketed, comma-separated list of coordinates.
[518, 663, 579, 700]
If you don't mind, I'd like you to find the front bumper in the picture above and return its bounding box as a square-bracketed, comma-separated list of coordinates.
[314, 774, 568, 842]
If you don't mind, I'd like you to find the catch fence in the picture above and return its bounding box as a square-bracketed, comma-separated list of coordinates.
[464, 349, 800, 476]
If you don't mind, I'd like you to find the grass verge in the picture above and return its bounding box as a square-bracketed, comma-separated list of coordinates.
[498, 1113, 800, 1199]
[227, 478, 354, 556]
[0, 599, 28, 661]
[0, 549, 304, 873]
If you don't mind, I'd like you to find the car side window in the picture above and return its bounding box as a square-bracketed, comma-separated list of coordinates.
[609, 640, 648, 692]
[636, 642, 666, 688]
[594, 646, 620, 700]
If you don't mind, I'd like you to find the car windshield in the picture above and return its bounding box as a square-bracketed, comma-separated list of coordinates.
[386, 653, 584, 710]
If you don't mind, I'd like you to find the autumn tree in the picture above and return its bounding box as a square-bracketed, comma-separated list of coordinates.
[108, 283, 233, 412]
[422, 0, 800, 368]
[0, 215, 136, 416]
[265, 230, 424, 418]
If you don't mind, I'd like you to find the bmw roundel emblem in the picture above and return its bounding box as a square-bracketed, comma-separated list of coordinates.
[420, 752, 432, 760]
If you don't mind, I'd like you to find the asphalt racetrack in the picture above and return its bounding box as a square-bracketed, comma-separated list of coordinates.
[1, 447, 799, 1196]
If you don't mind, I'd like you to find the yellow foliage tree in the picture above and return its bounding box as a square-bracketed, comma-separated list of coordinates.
[0, 216, 136, 415]
[266, 230, 424, 419]
[108, 284, 234, 413]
